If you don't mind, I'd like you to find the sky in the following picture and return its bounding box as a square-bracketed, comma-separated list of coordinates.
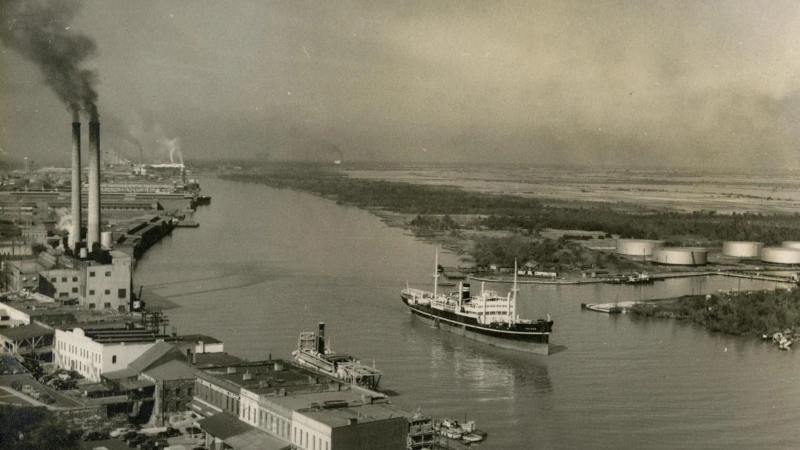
[1, 0, 800, 170]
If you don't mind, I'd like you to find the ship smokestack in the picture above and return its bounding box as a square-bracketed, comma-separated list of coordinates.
[87, 121, 101, 250]
[69, 122, 82, 251]
[318, 322, 325, 353]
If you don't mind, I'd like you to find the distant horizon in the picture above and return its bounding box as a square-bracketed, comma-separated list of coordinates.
[3, 155, 800, 176]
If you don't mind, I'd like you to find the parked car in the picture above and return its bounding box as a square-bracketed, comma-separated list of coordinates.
[10, 380, 22, 391]
[83, 431, 109, 441]
[157, 427, 182, 438]
[111, 427, 135, 438]
[39, 393, 55, 404]
[21, 384, 34, 394]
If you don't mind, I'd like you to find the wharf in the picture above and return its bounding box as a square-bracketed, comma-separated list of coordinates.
[471, 270, 798, 286]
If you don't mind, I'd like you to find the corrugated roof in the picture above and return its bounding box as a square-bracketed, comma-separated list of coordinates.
[0, 323, 52, 341]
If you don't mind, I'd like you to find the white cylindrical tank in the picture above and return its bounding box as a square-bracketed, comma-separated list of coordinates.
[781, 241, 800, 250]
[760, 247, 800, 264]
[101, 231, 113, 249]
[616, 239, 664, 257]
[652, 247, 708, 266]
[722, 241, 763, 258]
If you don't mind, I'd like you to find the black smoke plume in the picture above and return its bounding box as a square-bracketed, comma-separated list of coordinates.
[0, 0, 99, 120]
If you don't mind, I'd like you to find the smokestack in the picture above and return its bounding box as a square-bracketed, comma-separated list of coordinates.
[69, 122, 82, 251]
[318, 322, 325, 353]
[87, 121, 101, 250]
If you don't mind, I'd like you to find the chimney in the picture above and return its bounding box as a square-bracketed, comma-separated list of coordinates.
[69, 122, 82, 252]
[87, 121, 101, 251]
[317, 322, 325, 353]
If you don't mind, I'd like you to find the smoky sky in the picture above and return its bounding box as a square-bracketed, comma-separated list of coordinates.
[1, 0, 799, 170]
[0, 0, 99, 121]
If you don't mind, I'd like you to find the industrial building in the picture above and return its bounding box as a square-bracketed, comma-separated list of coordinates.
[760, 247, 800, 265]
[722, 241, 763, 259]
[615, 239, 664, 258]
[651, 247, 708, 266]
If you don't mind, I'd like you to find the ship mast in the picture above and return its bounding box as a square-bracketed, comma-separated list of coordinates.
[433, 247, 440, 297]
[510, 260, 519, 324]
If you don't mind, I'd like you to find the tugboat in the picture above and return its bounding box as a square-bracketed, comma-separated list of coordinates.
[292, 323, 382, 389]
[401, 250, 553, 355]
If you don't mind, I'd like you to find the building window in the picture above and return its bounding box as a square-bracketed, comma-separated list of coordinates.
[89, 303, 95, 309]
[112, 355, 117, 363]
[105, 271, 111, 277]
[89, 290, 95, 295]
[72, 287, 78, 293]
[104, 303, 110, 309]
[72, 276, 78, 282]
[51, 277, 56, 282]
[187, 387, 193, 397]
[59, 293, 68, 298]
[104, 289, 110, 295]
[61, 277, 67, 282]
[118, 289, 127, 299]
[89, 271, 95, 277]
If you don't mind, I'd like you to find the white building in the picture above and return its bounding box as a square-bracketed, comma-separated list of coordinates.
[53, 328, 156, 382]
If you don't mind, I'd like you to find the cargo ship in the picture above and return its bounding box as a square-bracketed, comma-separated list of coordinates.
[292, 323, 382, 389]
[401, 252, 553, 355]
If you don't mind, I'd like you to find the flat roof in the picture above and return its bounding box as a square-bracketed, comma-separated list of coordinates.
[300, 403, 411, 428]
[269, 389, 383, 412]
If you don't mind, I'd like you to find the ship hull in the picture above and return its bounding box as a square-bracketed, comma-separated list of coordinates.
[402, 297, 551, 355]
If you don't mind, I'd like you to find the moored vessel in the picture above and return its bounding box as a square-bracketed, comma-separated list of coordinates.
[292, 322, 382, 389]
[401, 250, 553, 355]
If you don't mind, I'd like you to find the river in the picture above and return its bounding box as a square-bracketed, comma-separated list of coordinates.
[133, 177, 800, 449]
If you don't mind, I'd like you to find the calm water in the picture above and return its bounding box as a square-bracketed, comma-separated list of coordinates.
[133, 177, 800, 449]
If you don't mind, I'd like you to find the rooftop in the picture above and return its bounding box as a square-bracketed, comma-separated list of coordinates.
[300, 403, 411, 428]
[143, 359, 196, 381]
[268, 387, 387, 412]
[200, 361, 337, 396]
[0, 323, 52, 341]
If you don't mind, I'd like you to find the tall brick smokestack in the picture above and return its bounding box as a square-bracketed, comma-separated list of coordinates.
[69, 121, 82, 251]
[87, 121, 101, 250]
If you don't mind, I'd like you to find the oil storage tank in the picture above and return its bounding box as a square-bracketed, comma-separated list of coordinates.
[652, 247, 708, 266]
[722, 241, 763, 258]
[781, 241, 800, 250]
[616, 239, 664, 258]
[760, 247, 800, 265]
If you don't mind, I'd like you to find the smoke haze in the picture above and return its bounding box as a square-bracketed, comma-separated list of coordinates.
[0, 0, 99, 120]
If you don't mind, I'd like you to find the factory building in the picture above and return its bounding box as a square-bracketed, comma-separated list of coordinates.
[722, 241, 763, 259]
[760, 247, 800, 265]
[33, 251, 132, 311]
[615, 239, 664, 258]
[651, 247, 708, 266]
